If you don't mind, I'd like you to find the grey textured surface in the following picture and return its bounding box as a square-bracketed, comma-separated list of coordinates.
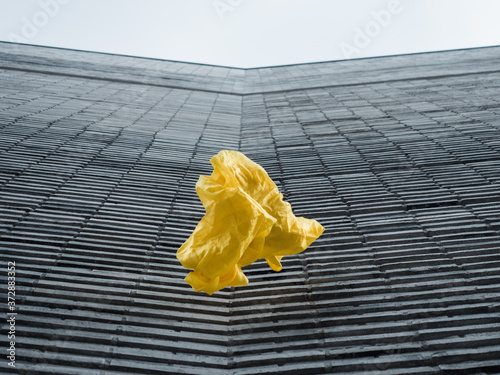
[1, 42, 500, 374]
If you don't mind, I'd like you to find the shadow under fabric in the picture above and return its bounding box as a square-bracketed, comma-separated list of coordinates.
[176, 150, 325, 295]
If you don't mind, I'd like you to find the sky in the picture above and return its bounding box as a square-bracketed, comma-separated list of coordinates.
[1, 0, 500, 68]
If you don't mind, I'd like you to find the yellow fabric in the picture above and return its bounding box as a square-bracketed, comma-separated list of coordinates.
[176, 150, 324, 295]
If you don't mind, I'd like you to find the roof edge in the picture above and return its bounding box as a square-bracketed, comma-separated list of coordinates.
[245, 44, 500, 70]
[0, 40, 245, 70]
[1, 40, 499, 70]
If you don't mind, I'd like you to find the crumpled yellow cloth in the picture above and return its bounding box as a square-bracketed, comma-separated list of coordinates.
[176, 150, 324, 294]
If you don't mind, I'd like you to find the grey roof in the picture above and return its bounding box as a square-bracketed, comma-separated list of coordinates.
[1, 41, 500, 374]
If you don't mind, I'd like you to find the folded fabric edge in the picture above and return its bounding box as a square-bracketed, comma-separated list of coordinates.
[185, 265, 249, 295]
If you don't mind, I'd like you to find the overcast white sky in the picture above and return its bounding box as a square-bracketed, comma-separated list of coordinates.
[1, 0, 500, 68]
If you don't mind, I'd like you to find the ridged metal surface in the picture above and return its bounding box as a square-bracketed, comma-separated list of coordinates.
[1, 43, 500, 374]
